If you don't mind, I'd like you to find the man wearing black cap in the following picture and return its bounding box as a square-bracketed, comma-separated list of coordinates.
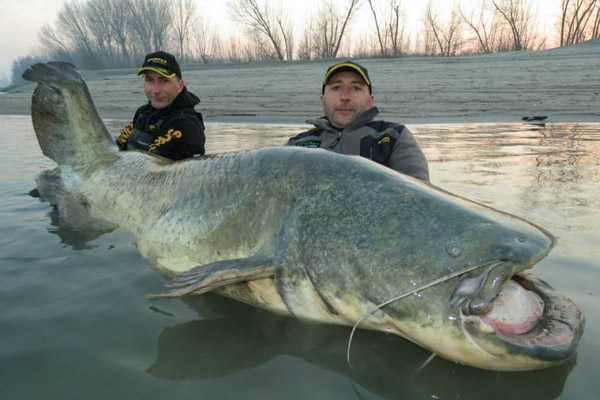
[286, 61, 429, 181]
[116, 51, 205, 160]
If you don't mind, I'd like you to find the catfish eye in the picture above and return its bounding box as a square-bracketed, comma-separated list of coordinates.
[446, 241, 462, 257]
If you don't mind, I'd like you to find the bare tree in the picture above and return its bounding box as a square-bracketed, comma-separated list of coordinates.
[55, 1, 98, 67]
[297, 17, 315, 60]
[386, 0, 410, 56]
[228, 0, 293, 60]
[275, 7, 295, 60]
[38, 23, 70, 59]
[592, 3, 600, 38]
[244, 30, 275, 60]
[490, 0, 540, 51]
[171, 0, 198, 62]
[313, 0, 361, 59]
[33, 0, 254, 71]
[353, 33, 378, 57]
[460, 0, 504, 53]
[367, 0, 409, 57]
[423, 0, 463, 56]
[129, 0, 172, 56]
[38, 0, 173, 69]
[38, 1, 111, 68]
[109, 0, 133, 66]
[367, 0, 387, 55]
[225, 37, 245, 62]
[190, 14, 221, 63]
[85, 0, 125, 66]
[559, 0, 599, 46]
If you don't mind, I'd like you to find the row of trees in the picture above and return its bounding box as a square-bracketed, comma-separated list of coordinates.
[422, 0, 545, 57]
[37, 0, 196, 69]
[10, 0, 600, 83]
[559, 0, 600, 46]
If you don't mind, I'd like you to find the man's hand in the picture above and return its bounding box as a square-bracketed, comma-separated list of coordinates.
[116, 122, 134, 150]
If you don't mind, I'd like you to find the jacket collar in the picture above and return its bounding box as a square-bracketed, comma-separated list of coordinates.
[307, 107, 380, 133]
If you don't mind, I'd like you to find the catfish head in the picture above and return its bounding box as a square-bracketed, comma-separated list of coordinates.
[275, 167, 585, 371]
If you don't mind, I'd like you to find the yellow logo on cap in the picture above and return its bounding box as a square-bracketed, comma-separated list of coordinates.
[148, 57, 168, 65]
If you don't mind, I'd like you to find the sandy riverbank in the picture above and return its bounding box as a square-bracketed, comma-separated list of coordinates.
[1, 39, 599, 125]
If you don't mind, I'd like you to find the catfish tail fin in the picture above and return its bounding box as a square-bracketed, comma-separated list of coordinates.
[22, 62, 116, 169]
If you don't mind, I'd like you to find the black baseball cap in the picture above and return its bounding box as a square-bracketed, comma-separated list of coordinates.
[322, 61, 371, 94]
[137, 51, 182, 79]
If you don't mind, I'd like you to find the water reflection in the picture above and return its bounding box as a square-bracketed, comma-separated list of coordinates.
[147, 295, 575, 400]
[45, 206, 116, 250]
[413, 123, 600, 184]
[412, 123, 600, 225]
[528, 125, 600, 216]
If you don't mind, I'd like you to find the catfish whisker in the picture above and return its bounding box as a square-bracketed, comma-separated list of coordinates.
[413, 352, 437, 375]
[346, 260, 504, 368]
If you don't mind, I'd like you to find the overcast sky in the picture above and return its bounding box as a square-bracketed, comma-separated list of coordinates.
[0, 0, 557, 82]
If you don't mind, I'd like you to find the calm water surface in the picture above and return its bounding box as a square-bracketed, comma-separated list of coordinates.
[1, 116, 598, 399]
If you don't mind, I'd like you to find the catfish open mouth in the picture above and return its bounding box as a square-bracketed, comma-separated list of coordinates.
[462, 272, 585, 361]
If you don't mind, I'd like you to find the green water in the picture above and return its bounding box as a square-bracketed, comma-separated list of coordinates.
[1, 116, 598, 399]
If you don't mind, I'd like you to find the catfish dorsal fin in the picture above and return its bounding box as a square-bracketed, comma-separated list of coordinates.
[148, 257, 276, 300]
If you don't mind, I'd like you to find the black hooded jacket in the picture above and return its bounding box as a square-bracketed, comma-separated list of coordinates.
[117, 87, 205, 160]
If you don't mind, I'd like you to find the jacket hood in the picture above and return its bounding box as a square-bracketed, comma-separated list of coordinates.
[170, 86, 200, 108]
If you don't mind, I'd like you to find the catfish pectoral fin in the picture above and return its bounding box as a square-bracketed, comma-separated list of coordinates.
[148, 258, 276, 300]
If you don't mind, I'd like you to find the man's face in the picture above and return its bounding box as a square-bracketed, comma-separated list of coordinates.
[143, 71, 184, 109]
[320, 70, 374, 129]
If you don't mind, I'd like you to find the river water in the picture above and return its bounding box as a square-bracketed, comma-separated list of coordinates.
[1, 116, 598, 399]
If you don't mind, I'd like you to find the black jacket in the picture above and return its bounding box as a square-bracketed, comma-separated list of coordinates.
[117, 87, 205, 160]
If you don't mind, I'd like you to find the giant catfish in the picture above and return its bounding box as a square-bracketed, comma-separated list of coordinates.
[23, 62, 584, 371]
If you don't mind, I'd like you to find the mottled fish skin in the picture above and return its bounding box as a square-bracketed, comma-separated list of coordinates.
[24, 62, 583, 371]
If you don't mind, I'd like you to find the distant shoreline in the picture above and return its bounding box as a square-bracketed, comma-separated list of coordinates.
[2, 40, 599, 125]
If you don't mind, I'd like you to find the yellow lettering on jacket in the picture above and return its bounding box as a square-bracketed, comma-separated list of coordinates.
[378, 136, 391, 144]
[149, 129, 183, 152]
